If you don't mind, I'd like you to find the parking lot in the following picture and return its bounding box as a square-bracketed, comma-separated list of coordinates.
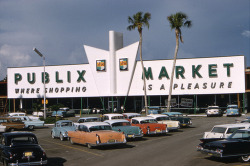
[12, 114, 246, 166]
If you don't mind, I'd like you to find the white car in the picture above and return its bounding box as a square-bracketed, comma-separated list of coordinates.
[203, 123, 250, 138]
[147, 114, 180, 131]
[74, 117, 100, 128]
[122, 113, 141, 120]
[205, 106, 223, 117]
[8, 112, 40, 120]
[102, 114, 124, 121]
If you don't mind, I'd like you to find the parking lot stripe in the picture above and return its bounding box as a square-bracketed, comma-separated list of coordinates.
[41, 139, 104, 157]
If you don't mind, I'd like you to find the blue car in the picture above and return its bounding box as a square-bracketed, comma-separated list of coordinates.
[148, 106, 163, 114]
[226, 105, 241, 116]
[162, 112, 192, 127]
[51, 120, 76, 141]
[52, 110, 67, 117]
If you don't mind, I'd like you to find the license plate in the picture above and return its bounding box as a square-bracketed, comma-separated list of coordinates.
[156, 129, 161, 133]
[168, 125, 172, 127]
[127, 135, 133, 138]
[25, 152, 32, 157]
[108, 139, 115, 143]
[208, 153, 213, 156]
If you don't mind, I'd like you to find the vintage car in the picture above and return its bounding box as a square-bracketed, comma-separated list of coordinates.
[197, 129, 250, 162]
[0, 132, 47, 165]
[122, 113, 141, 121]
[203, 123, 250, 138]
[162, 112, 192, 127]
[147, 114, 180, 131]
[11, 116, 44, 130]
[9, 112, 40, 121]
[51, 120, 76, 141]
[131, 117, 167, 135]
[147, 106, 163, 114]
[102, 113, 125, 121]
[0, 117, 25, 132]
[226, 104, 241, 116]
[74, 117, 100, 128]
[104, 119, 143, 139]
[68, 122, 126, 149]
[205, 106, 223, 117]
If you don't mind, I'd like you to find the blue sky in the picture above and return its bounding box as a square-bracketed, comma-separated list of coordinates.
[0, 0, 249, 80]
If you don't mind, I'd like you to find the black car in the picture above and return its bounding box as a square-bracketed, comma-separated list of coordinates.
[197, 129, 250, 162]
[0, 132, 47, 165]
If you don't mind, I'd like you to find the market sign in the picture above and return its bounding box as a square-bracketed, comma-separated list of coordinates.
[7, 55, 245, 98]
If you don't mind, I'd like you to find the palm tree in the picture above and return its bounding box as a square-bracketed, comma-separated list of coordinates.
[127, 12, 151, 115]
[167, 12, 192, 112]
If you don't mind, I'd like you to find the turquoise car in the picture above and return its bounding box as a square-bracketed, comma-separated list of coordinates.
[51, 120, 76, 141]
[226, 105, 241, 116]
[104, 119, 143, 139]
[162, 112, 192, 127]
[148, 106, 163, 114]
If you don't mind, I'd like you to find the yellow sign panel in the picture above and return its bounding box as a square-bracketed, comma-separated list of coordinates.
[42, 100, 48, 104]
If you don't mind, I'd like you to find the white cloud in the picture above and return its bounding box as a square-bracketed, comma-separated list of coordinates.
[242, 30, 250, 38]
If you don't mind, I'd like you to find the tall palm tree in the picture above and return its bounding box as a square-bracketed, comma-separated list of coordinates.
[167, 12, 192, 112]
[127, 12, 151, 115]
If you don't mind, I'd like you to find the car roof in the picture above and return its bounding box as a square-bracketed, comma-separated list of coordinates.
[2, 132, 36, 137]
[122, 113, 141, 116]
[147, 114, 168, 118]
[103, 114, 123, 117]
[104, 119, 130, 124]
[78, 117, 99, 120]
[79, 122, 111, 128]
[213, 123, 250, 128]
[131, 117, 155, 121]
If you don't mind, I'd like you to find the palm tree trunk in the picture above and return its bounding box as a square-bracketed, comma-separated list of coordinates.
[167, 29, 179, 112]
[139, 32, 148, 115]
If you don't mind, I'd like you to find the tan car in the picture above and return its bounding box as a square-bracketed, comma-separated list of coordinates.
[68, 122, 127, 149]
[0, 117, 25, 131]
[147, 114, 180, 131]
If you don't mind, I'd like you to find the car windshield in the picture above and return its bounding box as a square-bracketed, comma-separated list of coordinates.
[228, 130, 250, 139]
[228, 105, 238, 109]
[89, 125, 112, 131]
[9, 118, 22, 123]
[156, 117, 170, 121]
[111, 122, 130, 127]
[61, 122, 72, 127]
[111, 116, 124, 120]
[9, 136, 37, 146]
[140, 119, 158, 124]
[227, 127, 245, 134]
[211, 127, 226, 133]
[82, 118, 99, 122]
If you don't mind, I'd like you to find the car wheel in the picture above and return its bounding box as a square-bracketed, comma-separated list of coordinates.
[51, 132, 55, 139]
[60, 133, 64, 141]
[28, 125, 34, 130]
[70, 138, 74, 145]
[87, 143, 92, 149]
[240, 155, 250, 162]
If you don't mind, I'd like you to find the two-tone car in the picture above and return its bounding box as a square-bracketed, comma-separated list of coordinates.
[51, 120, 76, 141]
[147, 114, 180, 131]
[122, 113, 141, 121]
[11, 116, 44, 130]
[102, 114, 125, 121]
[104, 119, 143, 139]
[131, 117, 167, 135]
[74, 117, 100, 128]
[197, 129, 250, 162]
[68, 122, 127, 149]
[162, 112, 192, 127]
[0, 132, 47, 165]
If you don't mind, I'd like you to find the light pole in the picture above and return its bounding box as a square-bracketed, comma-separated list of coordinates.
[33, 48, 46, 119]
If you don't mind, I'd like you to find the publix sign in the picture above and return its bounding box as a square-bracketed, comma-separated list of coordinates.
[7, 55, 245, 98]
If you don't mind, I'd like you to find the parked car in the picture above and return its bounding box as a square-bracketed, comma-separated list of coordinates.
[226, 104, 241, 116]
[203, 123, 250, 139]
[104, 119, 143, 139]
[0, 132, 47, 165]
[0, 117, 25, 131]
[197, 129, 250, 162]
[131, 117, 167, 135]
[147, 106, 163, 114]
[68, 122, 127, 149]
[9, 112, 40, 121]
[162, 112, 192, 127]
[51, 120, 76, 141]
[122, 113, 141, 121]
[205, 106, 223, 117]
[147, 114, 180, 131]
[52, 110, 66, 117]
[74, 117, 100, 128]
[102, 114, 124, 121]
[11, 116, 44, 130]
[59, 107, 75, 117]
